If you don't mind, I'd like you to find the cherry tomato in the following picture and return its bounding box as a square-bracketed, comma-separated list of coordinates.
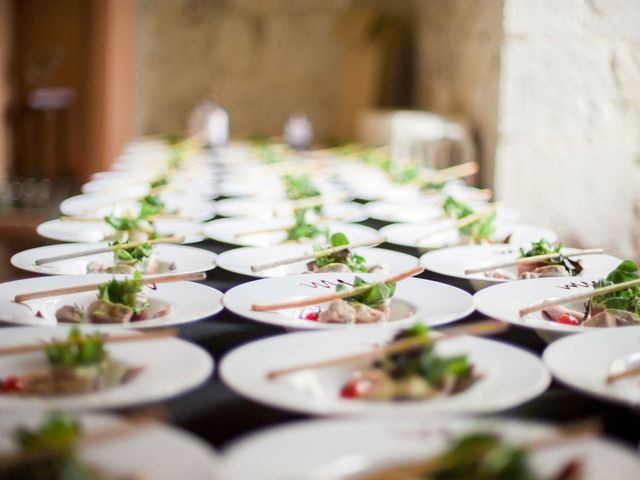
[305, 311, 319, 321]
[557, 314, 580, 325]
[340, 379, 368, 399]
[0, 376, 24, 393]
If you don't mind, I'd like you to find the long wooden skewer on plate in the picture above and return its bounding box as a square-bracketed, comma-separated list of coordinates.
[518, 278, 640, 317]
[463, 248, 605, 275]
[251, 265, 424, 312]
[251, 237, 386, 272]
[415, 206, 498, 244]
[14, 272, 206, 303]
[35, 235, 185, 265]
[0, 328, 177, 357]
[266, 319, 507, 380]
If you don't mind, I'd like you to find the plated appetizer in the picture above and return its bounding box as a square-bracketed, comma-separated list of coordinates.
[220, 326, 549, 415]
[306, 233, 387, 274]
[0, 328, 141, 397]
[339, 324, 477, 401]
[54, 272, 168, 324]
[1, 272, 222, 329]
[442, 195, 498, 244]
[223, 416, 640, 480]
[283, 173, 321, 201]
[85, 238, 176, 274]
[0, 411, 221, 479]
[539, 260, 640, 328]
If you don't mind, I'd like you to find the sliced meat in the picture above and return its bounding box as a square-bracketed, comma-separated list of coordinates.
[319, 300, 357, 324]
[87, 300, 134, 324]
[583, 309, 640, 327]
[519, 265, 570, 279]
[541, 305, 585, 323]
[367, 263, 389, 274]
[353, 303, 388, 323]
[55, 305, 86, 323]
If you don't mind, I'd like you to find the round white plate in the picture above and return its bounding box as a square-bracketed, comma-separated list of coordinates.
[222, 416, 640, 480]
[544, 326, 640, 407]
[473, 275, 605, 335]
[365, 200, 519, 224]
[223, 273, 473, 330]
[216, 245, 418, 278]
[0, 274, 223, 329]
[422, 244, 622, 290]
[381, 221, 557, 251]
[0, 326, 213, 411]
[37, 218, 205, 244]
[215, 198, 366, 223]
[11, 243, 217, 277]
[0, 413, 221, 479]
[203, 218, 379, 247]
[60, 193, 216, 223]
[220, 328, 549, 416]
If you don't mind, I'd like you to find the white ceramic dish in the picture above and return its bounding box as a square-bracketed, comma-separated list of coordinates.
[37, 218, 205, 244]
[422, 244, 622, 290]
[60, 193, 216, 223]
[219, 328, 549, 416]
[381, 221, 558, 251]
[473, 275, 605, 336]
[223, 272, 473, 331]
[544, 325, 640, 407]
[0, 413, 221, 479]
[202, 218, 379, 248]
[365, 200, 519, 224]
[11, 243, 217, 277]
[215, 198, 366, 223]
[0, 326, 213, 410]
[0, 274, 223, 329]
[221, 416, 640, 480]
[216, 245, 417, 278]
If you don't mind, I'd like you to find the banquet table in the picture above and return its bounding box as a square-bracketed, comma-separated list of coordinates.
[144, 216, 640, 452]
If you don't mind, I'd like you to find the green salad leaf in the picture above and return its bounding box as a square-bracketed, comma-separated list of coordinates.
[425, 432, 535, 480]
[314, 233, 367, 272]
[14, 412, 81, 452]
[97, 271, 149, 315]
[442, 196, 496, 243]
[286, 209, 328, 242]
[337, 276, 396, 307]
[113, 242, 153, 264]
[284, 174, 321, 200]
[150, 175, 170, 190]
[138, 194, 165, 218]
[376, 324, 473, 386]
[44, 327, 107, 368]
[591, 260, 640, 315]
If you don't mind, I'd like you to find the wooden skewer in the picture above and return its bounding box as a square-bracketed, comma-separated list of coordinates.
[250, 237, 386, 272]
[606, 366, 640, 384]
[266, 319, 507, 380]
[0, 328, 177, 357]
[35, 236, 185, 265]
[14, 271, 206, 303]
[416, 206, 497, 244]
[463, 248, 605, 275]
[251, 265, 424, 312]
[420, 161, 479, 184]
[234, 216, 346, 239]
[518, 278, 640, 317]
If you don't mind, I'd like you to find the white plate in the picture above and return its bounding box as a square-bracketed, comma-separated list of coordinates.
[0, 326, 213, 410]
[220, 328, 549, 416]
[37, 218, 205, 244]
[422, 244, 622, 290]
[544, 326, 640, 407]
[223, 272, 473, 330]
[473, 275, 605, 336]
[0, 274, 223, 329]
[365, 200, 519, 224]
[203, 218, 379, 247]
[216, 245, 417, 278]
[222, 416, 640, 480]
[381, 221, 558, 251]
[60, 193, 216, 223]
[216, 198, 366, 223]
[0, 413, 221, 479]
[11, 243, 217, 277]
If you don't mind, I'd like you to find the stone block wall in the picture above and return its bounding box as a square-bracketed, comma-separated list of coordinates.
[494, 0, 640, 259]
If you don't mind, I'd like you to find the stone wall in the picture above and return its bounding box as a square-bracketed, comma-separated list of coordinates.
[415, 0, 503, 187]
[494, 0, 640, 259]
[135, 0, 350, 139]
